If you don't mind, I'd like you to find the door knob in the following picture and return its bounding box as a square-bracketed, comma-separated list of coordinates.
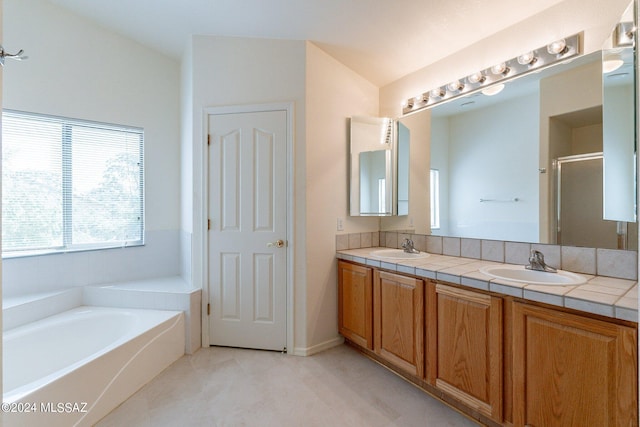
[267, 239, 285, 248]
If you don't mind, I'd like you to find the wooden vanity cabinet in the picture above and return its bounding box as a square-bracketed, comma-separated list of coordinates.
[337, 259, 638, 426]
[373, 270, 424, 377]
[512, 302, 638, 427]
[338, 261, 373, 349]
[428, 283, 503, 422]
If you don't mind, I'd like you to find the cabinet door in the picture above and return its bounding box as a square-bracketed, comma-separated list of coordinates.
[513, 302, 638, 427]
[428, 283, 503, 421]
[374, 270, 424, 377]
[338, 261, 373, 349]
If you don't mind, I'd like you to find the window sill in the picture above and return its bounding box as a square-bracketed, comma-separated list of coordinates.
[2, 242, 144, 260]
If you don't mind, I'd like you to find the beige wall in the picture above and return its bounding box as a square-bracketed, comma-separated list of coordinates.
[304, 42, 379, 351]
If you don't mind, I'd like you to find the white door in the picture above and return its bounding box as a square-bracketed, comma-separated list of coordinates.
[208, 109, 288, 351]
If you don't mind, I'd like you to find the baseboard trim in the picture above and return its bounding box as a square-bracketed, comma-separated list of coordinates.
[292, 336, 344, 356]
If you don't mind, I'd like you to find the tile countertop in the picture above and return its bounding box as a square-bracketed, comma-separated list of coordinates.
[337, 247, 638, 323]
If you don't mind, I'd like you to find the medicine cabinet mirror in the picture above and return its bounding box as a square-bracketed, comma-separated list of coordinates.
[349, 116, 409, 216]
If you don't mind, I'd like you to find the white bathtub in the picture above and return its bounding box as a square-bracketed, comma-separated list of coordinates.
[2, 306, 185, 427]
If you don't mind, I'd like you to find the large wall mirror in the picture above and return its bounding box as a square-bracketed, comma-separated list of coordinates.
[427, 2, 637, 250]
[350, 116, 409, 216]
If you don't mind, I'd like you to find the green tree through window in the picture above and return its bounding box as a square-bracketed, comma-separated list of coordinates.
[2, 111, 144, 256]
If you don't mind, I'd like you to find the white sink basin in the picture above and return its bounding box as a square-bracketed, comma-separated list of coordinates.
[369, 249, 430, 260]
[479, 264, 586, 286]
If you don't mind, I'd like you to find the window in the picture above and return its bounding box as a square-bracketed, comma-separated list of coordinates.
[2, 110, 144, 256]
[430, 169, 440, 230]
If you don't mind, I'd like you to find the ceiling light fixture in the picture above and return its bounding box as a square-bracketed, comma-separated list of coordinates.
[401, 32, 582, 115]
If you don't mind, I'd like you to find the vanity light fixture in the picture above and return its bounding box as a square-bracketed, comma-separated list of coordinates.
[402, 32, 582, 115]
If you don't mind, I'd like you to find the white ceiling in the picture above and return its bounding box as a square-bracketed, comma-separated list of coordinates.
[48, 0, 568, 86]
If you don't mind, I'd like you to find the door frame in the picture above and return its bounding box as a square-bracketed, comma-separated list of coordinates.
[200, 102, 294, 353]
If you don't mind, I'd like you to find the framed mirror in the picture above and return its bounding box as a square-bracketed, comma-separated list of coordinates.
[349, 116, 409, 216]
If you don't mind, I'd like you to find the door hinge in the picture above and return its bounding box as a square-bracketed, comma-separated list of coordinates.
[207, 134, 211, 145]
[208, 219, 211, 230]
[207, 303, 210, 316]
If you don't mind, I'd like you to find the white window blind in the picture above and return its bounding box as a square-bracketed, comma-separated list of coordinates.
[2, 110, 144, 256]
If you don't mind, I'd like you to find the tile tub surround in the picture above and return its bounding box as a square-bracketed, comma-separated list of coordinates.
[337, 247, 638, 322]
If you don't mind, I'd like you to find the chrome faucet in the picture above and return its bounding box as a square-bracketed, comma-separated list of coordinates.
[526, 249, 557, 273]
[401, 238, 420, 254]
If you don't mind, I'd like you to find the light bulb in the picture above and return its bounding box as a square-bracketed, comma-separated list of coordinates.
[429, 87, 445, 98]
[491, 62, 509, 75]
[467, 72, 485, 84]
[517, 51, 536, 65]
[547, 39, 567, 55]
[447, 80, 464, 92]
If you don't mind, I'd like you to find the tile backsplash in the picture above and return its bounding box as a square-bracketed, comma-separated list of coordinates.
[336, 231, 638, 281]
